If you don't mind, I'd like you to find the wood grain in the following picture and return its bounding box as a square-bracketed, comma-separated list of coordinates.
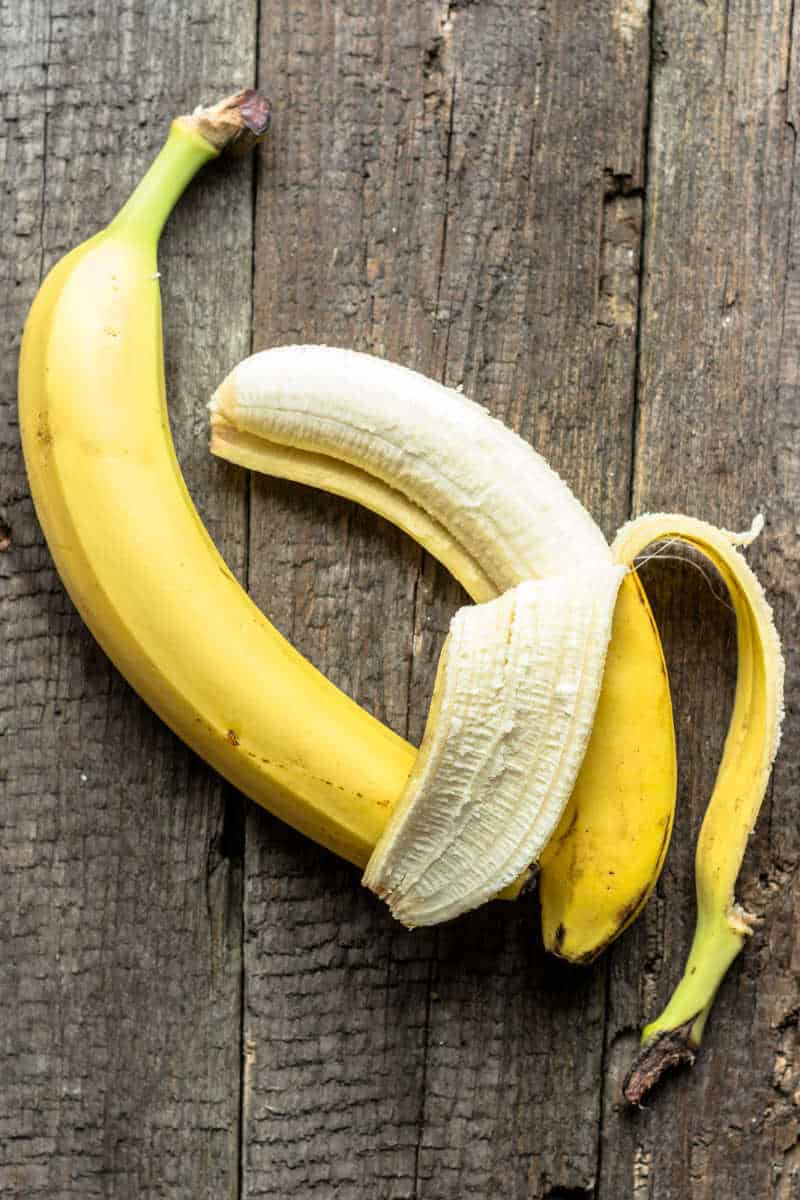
[0, 1, 257, 1195]
[409, 6, 650, 1198]
[246, 3, 649, 1197]
[2, 0, 797, 1197]
[599, 1, 800, 1197]
[245, 6, 450, 1194]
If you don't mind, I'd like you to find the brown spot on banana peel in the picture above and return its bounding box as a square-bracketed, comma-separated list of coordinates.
[239, 745, 353, 796]
[37, 411, 52, 447]
[622, 1016, 700, 1105]
[549, 925, 629, 967]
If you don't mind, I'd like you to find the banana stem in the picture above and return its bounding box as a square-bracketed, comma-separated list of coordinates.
[611, 514, 784, 1105]
[622, 911, 747, 1104]
[110, 90, 270, 241]
[110, 127, 217, 241]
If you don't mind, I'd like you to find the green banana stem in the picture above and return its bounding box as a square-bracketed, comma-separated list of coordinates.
[649, 909, 750, 1044]
[111, 124, 217, 241]
[622, 913, 748, 1104]
[111, 89, 269, 241]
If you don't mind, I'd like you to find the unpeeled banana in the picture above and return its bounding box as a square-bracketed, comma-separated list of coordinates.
[19, 93, 415, 870]
[19, 93, 784, 1100]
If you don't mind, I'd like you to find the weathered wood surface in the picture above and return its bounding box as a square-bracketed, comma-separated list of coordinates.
[601, 4, 800, 1198]
[0, 2, 256, 1195]
[1, 1, 797, 1198]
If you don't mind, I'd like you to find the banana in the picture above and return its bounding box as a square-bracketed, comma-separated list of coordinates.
[211, 340, 785, 1091]
[613, 515, 784, 1102]
[210, 345, 676, 943]
[18, 93, 417, 870]
[210, 346, 613, 585]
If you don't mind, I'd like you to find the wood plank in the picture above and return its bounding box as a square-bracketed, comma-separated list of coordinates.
[7, 0, 793, 1193]
[245, 6, 447, 1194]
[0, 2, 257, 1194]
[0, 8, 53, 1191]
[246, 3, 649, 1196]
[599, 1, 800, 1196]
[412, 5, 650, 1198]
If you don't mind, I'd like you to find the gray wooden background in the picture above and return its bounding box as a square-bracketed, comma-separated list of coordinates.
[2, 1, 798, 1197]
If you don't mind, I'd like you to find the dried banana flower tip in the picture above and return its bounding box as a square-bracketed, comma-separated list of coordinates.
[235, 89, 271, 137]
[185, 89, 271, 155]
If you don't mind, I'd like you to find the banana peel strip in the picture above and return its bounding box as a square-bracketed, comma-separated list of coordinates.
[611, 514, 785, 1103]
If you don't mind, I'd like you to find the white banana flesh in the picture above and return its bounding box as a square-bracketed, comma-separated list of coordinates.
[210, 345, 622, 924]
[363, 569, 625, 925]
[209, 344, 613, 592]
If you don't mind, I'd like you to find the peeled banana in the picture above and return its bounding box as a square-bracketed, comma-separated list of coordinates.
[210, 345, 677, 944]
[212, 347, 784, 1091]
[19, 92, 784, 1101]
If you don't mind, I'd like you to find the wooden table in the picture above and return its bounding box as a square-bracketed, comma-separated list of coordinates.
[2, 2, 798, 1197]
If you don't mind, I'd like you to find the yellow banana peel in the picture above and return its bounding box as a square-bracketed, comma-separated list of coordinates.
[613, 515, 784, 1102]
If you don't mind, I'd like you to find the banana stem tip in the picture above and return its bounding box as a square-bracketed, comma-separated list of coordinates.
[183, 89, 271, 156]
[622, 1016, 699, 1105]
